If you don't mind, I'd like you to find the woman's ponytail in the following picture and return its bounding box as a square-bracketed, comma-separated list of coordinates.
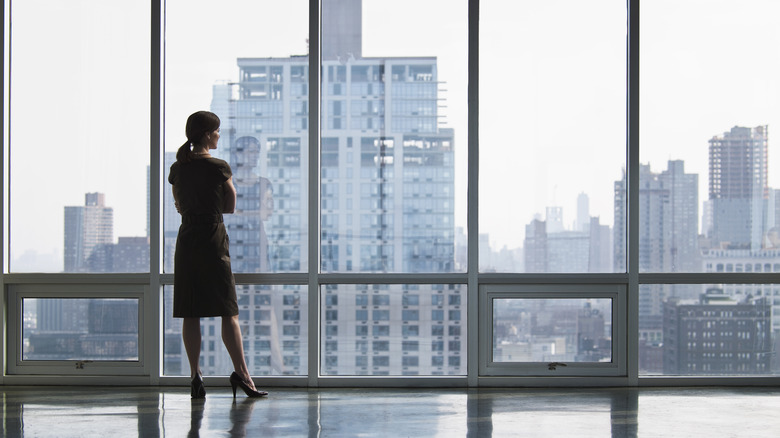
[176, 141, 192, 163]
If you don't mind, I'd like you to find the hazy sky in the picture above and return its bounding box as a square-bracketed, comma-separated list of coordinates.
[8, 0, 780, 269]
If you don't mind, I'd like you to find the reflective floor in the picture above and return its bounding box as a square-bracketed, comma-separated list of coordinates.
[1, 385, 780, 437]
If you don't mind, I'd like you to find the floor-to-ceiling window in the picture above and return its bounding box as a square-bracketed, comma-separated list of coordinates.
[5, 0, 151, 376]
[639, 0, 780, 378]
[478, 0, 627, 378]
[3, 0, 779, 385]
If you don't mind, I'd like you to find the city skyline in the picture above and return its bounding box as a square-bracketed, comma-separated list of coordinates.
[12, 1, 780, 269]
[13, 0, 780, 378]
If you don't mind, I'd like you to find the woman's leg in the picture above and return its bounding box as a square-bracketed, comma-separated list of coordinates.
[182, 317, 202, 379]
[222, 315, 257, 390]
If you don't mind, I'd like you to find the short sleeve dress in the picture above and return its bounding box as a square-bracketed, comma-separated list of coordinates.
[168, 157, 238, 318]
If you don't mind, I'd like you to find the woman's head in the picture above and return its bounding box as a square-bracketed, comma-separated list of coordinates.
[186, 111, 220, 146]
[177, 111, 221, 162]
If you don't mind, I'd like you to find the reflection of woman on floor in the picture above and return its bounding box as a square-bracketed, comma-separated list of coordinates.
[169, 110, 267, 399]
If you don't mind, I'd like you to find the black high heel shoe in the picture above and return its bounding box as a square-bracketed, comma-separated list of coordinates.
[191, 373, 206, 399]
[230, 372, 268, 399]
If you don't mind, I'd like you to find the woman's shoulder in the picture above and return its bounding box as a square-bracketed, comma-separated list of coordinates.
[206, 157, 232, 179]
[208, 157, 230, 166]
[206, 157, 231, 170]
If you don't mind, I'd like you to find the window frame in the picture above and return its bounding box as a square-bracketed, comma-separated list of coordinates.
[1, 0, 779, 387]
[479, 284, 626, 377]
[7, 283, 150, 376]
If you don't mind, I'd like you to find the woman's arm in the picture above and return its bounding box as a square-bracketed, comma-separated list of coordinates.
[223, 177, 237, 214]
[172, 185, 181, 214]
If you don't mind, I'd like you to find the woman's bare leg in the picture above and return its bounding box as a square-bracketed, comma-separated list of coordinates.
[222, 315, 257, 390]
[182, 317, 202, 379]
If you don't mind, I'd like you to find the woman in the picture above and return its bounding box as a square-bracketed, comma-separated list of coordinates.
[169, 110, 267, 399]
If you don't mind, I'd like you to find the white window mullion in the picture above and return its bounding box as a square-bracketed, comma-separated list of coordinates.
[626, 0, 640, 385]
[148, 0, 164, 385]
[467, 0, 480, 387]
[307, 0, 322, 386]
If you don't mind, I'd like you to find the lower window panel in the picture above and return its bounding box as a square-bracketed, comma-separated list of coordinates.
[639, 283, 777, 376]
[23, 298, 139, 361]
[320, 284, 466, 376]
[163, 285, 308, 376]
[492, 298, 613, 363]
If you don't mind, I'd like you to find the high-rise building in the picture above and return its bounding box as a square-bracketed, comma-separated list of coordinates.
[523, 219, 547, 273]
[588, 217, 613, 272]
[663, 290, 772, 375]
[63, 192, 114, 272]
[614, 160, 699, 273]
[660, 160, 700, 271]
[708, 125, 768, 249]
[194, 0, 463, 376]
[614, 161, 699, 316]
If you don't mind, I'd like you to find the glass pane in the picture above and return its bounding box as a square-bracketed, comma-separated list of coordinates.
[319, 0, 468, 273]
[321, 284, 466, 376]
[9, 1, 150, 272]
[23, 298, 139, 361]
[479, 1, 626, 273]
[165, 0, 308, 273]
[640, 1, 780, 274]
[163, 285, 307, 376]
[640, 284, 777, 376]
[493, 298, 612, 363]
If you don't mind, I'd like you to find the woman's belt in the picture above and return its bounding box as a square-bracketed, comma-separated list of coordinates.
[181, 214, 223, 225]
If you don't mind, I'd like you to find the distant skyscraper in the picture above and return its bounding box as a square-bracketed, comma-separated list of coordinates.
[660, 160, 699, 271]
[709, 125, 768, 249]
[614, 161, 699, 316]
[614, 161, 698, 273]
[322, 0, 362, 62]
[64, 192, 113, 272]
[524, 219, 547, 273]
[587, 217, 613, 272]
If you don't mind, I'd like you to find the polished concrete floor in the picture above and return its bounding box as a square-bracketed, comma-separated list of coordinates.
[1, 385, 779, 437]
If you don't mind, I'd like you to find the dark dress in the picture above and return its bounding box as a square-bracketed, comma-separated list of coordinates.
[169, 157, 238, 318]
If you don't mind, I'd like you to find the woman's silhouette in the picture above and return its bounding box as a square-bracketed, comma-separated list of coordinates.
[169, 110, 267, 399]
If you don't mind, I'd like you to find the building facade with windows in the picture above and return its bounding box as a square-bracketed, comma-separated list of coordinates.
[63, 192, 114, 273]
[708, 125, 769, 250]
[176, 8, 465, 376]
[663, 291, 772, 375]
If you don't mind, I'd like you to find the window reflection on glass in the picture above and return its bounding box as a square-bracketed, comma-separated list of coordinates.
[22, 299, 139, 361]
[480, 1, 626, 273]
[321, 284, 466, 376]
[492, 298, 612, 363]
[163, 285, 307, 376]
[164, 0, 307, 273]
